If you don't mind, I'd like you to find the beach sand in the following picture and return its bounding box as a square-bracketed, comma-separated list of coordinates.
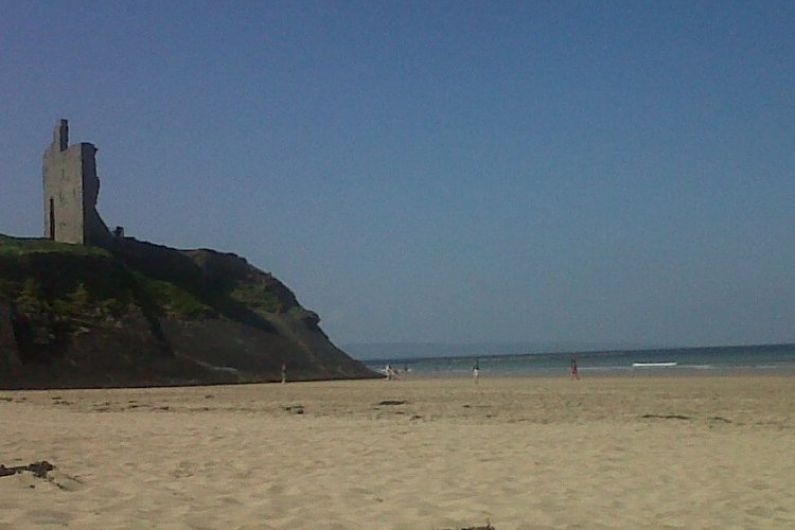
[1, 373, 793, 529]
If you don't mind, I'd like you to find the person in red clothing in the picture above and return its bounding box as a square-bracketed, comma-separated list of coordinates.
[570, 358, 580, 380]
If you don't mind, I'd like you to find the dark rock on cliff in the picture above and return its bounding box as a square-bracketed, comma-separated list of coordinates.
[0, 234, 375, 389]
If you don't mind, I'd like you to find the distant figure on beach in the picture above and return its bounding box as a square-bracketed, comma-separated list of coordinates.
[570, 358, 580, 380]
[472, 359, 480, 385]
[281, 363, 287, 384]
[385, 364, 393, 381]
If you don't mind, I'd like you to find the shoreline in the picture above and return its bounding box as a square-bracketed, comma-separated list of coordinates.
[3, 365, 795, 394]
[370, 365, 795, 380]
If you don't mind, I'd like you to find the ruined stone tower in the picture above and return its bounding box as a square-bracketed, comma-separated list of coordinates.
[42, 120, 110, 245]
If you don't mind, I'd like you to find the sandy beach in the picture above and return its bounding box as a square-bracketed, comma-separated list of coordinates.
[1, 373, 793, 529]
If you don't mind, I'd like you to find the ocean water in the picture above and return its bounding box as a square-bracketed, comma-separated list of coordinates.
[364, 344, 795, 376]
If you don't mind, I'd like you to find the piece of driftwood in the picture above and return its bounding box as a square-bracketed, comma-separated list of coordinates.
[441, 519, 497, 530]
[377, 400, 407, 406]
[0, 461, 54, 479]
[641, 414, 691, 420]
[442, 523, 497, 530]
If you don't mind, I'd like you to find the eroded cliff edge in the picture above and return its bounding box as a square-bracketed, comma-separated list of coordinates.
[0, 234, 375, 389]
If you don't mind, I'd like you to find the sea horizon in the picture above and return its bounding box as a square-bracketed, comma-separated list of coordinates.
[361, 342, 795, 376]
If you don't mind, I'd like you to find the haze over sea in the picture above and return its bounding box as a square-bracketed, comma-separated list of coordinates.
[363, 344, 795, 376]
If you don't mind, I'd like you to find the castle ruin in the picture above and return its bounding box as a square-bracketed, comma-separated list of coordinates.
[42, 120, 111, 246]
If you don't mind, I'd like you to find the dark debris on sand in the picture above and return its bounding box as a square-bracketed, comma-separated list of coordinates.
[641, 414, 691, 420]
[443, 523, 497, 530]
[0, 461, 54, 479]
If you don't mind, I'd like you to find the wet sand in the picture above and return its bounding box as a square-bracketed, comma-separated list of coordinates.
[1, 373, 793, 529]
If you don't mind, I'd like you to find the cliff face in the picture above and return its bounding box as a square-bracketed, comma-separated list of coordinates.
[0, 234, 375, 389]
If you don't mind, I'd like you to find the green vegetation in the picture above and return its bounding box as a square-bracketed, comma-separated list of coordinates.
[0, 246, 136, 322]
[0, 234, 108, 257]
[0, 235, 283, 331]
[134, 274, 214, 319]
[229, 281, 282, 314]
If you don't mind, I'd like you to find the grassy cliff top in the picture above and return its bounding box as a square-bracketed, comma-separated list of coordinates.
[0, 234, 109, 256]
[0, 234, 292, 328]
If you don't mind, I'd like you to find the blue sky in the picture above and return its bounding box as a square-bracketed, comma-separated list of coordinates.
[1, 1, 793, 349]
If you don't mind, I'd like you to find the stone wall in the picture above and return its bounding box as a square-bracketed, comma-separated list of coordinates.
[42, 120, 110, 246]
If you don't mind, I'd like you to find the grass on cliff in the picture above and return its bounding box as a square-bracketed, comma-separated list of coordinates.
[0, 235, 220, 322]
[0, 234, 108, 257]
[0, 234, 286, 329]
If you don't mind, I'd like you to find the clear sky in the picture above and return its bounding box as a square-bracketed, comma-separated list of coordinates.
[1, 1, 793, 350]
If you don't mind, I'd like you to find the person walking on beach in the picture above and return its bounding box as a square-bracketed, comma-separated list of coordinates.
[472, 359, 480, 385]
[570, 358, 580, 380]
[281, 363, 287, 384]
[385, 364, 393, 381]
